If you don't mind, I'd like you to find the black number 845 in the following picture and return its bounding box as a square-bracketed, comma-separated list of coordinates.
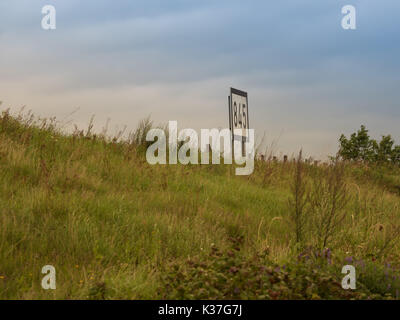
[233, 102, 247, 129]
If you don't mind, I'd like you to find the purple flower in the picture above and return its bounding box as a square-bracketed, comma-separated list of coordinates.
[345, 256, 353, 264]
[326, 248, 332, 259]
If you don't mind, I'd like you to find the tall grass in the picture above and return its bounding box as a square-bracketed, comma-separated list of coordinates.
[0, 108, 399, 299]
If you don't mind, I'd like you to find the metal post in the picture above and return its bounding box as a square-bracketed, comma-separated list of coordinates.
[228, 95, 234, 157]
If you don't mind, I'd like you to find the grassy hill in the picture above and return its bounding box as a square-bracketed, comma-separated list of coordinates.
[1, 108, 400, 299]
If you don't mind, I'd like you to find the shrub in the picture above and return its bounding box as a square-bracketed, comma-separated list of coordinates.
[157, 238, 373, 300]
[339, 125, 400, 165]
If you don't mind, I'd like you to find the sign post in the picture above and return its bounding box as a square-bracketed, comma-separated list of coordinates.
[228, 88, 249, 157]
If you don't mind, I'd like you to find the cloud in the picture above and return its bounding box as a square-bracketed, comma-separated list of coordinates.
[1, 0, 400, 157]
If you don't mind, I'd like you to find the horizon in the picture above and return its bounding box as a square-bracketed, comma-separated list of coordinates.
[1, 1, 399, 159]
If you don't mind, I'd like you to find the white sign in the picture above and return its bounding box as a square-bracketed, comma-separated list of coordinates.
[229, 88, 249, 138]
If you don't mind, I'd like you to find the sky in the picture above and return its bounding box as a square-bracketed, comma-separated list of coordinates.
[1, 0, 399, 159]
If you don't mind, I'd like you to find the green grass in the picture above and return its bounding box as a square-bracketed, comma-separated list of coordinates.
[0, 109, 400, 299]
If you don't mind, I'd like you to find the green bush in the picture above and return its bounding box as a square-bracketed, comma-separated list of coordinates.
[339, 125, 400, 165]
[157, 238, 394, 300]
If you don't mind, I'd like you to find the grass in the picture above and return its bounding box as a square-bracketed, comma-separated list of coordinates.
[0, 108, 400, 299]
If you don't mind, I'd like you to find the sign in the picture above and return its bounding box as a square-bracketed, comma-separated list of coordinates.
[229, 88, 249, 139]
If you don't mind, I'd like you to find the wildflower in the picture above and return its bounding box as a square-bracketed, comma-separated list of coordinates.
[326, 248, 332, 259]
[356, 259, 365, 268]
[345, 256, 353, 264]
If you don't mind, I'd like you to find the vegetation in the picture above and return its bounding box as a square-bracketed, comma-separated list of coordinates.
[0, 108, 400, 299]
[159, 237, 398, 300]
[339, 125, 400, 164]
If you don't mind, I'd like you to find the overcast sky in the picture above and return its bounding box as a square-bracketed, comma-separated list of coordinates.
[1, 0, 399, 158]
